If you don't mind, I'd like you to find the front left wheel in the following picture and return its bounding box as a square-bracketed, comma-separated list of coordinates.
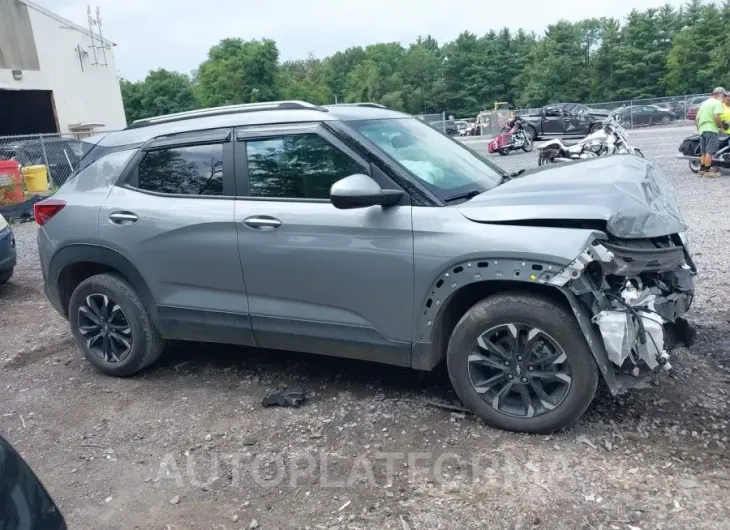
[69, 273, 165, 376]
[446, 292, 599, 433]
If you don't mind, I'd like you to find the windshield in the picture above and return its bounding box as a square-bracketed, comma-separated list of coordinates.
[346, 118, 504, 199]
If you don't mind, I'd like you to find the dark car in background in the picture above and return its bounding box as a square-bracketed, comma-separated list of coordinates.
[429, 119, 459, 136]
[518, 102, 609, 140]
[611, 105, 676, 127]
[0, 137, 86, 187]
[658, 100, 686, 117]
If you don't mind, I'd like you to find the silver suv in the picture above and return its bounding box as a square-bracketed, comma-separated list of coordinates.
[36, 101, 696, 433]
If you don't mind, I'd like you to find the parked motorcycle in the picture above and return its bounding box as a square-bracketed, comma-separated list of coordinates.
[486, 116, 534, 156]
[537, 116, 642, 166]
[676, 133, 730, 173]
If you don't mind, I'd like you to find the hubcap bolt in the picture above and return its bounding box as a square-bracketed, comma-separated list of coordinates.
[507, 374, 513, 380]
[516, 355, 523, 361]
[504, 361, 510, 366]
[521, 377, 528, 383]
[528, 366, 534, 371]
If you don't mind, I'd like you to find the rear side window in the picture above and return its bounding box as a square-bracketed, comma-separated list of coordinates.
[246, 134, 363, 199]
[63, 149, 136, 191]
[137, 144, 224, 196]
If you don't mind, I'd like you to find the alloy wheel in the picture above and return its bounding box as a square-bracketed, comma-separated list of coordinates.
[467, 324, 572, 418]
[77, 293, 133, 363]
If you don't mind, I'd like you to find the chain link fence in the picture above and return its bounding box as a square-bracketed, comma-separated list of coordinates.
[0, 133, 92, 194]
[416, 112, 452, 135]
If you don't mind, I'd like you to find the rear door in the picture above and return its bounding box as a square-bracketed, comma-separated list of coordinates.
[232, 122, 414, 366]
[99, 128, 254, 345]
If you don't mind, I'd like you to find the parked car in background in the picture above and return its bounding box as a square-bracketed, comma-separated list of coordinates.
[429, 119, 458, 135]
[518, 103, 609, 140]
[685, 95, 709, 121]
[36, 100, 696, 434]
[0, 213, 16, 285]
[658, 100, 686, 117]
[0, 137, 87, 187]
[611, 105, 676, 127]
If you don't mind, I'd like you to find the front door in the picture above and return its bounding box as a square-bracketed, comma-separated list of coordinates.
[99, 128, 254, 345]
[233, 123, 414, 367]
[541, 107, 566, 135]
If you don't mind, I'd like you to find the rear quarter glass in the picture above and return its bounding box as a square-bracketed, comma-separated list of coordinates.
[60, 149, 137, 191]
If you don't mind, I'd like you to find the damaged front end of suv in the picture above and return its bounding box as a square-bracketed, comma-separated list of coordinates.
[547, 234, 696, 393]
[458, 155, 697, 395]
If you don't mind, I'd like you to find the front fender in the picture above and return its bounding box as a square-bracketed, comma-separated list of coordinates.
[410, 255, 619, 394]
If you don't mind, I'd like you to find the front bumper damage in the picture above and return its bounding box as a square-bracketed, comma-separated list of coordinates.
[547, 235, 696, 394]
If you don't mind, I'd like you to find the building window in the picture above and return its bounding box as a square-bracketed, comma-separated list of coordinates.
[246, 134, 363, 199]
[137, 144, 224, 196]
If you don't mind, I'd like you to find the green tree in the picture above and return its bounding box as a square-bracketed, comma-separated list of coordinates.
[120, 69, 197, 123]
[279, 54, 331, 104]
[196, 38, 280, 107]
[665, 3, 726, 94]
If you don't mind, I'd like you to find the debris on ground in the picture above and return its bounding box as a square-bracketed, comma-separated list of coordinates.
[424, 399, 470, 414]
[261, 387, 307, 407]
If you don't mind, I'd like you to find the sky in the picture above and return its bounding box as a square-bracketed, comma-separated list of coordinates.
[40, 0, 688, 81]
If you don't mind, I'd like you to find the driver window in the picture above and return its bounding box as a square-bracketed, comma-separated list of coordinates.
[245, 134, 365, 200]
[544, 107, 562, 117]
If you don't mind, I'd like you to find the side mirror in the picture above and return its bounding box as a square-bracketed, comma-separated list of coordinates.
[330, 174, 404, 210]
[0, 436, 65, 528]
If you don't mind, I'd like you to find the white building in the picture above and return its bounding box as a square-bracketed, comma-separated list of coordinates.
[0, 0, 126, 136]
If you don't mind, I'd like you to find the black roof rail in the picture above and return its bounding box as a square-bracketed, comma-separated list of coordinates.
[126, 101, 327, 130]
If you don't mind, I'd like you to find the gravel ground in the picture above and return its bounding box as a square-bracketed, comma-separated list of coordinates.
[1, 127, 729, 530]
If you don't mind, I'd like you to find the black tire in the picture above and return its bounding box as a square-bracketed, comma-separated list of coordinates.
[538, 154, 548, 166]
[498, 147, 511, 156]
[0, 268, 13, 285]
[524, 126, 537, 141]
[689, 160, 701, 173]
[589, 123, 602, 134]
[446, 292, 599, 434]
[68, 273, 164, 376]
[522, 135, 534, 152]
[661, 115, 671, 126]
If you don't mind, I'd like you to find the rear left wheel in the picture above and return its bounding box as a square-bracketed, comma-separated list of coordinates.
[69, 273, 164, 376]
[446, 293, 599, 433]
[0, 269, 13, 285]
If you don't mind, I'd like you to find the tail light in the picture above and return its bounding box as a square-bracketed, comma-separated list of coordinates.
[34, 199, 66, 226]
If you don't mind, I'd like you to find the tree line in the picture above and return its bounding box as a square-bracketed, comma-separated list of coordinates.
[120, 0, 730, 123]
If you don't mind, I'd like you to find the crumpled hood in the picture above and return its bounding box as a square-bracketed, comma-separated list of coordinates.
[459, 155, 687, 238]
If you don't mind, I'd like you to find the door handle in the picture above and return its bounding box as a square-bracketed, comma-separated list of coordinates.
[243, 216, 281, 229]
[109, 211, 138, 224]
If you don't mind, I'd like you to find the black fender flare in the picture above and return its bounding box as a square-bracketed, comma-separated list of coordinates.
[48, 244, 159, 326]
[412, 256, 617, 393]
